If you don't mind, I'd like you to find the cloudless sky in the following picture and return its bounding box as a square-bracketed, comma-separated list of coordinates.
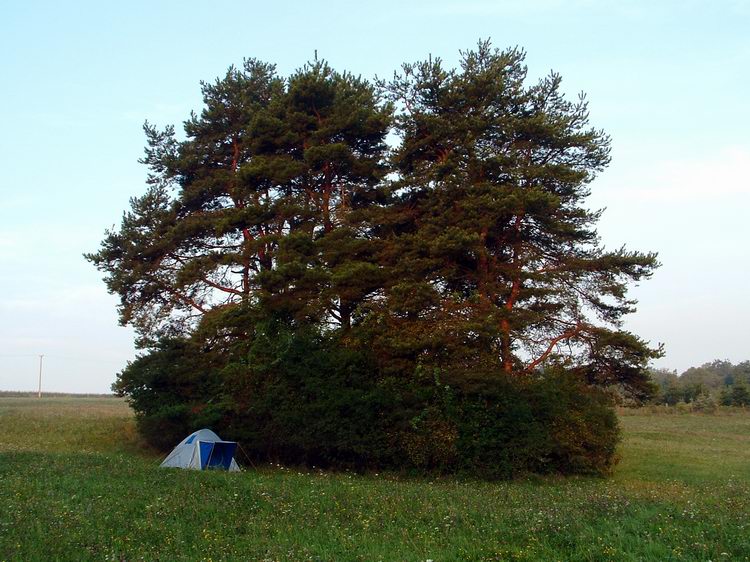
[1, 0, 748, 392]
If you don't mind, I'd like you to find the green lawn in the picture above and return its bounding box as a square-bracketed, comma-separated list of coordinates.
[1, 398, 749, 561]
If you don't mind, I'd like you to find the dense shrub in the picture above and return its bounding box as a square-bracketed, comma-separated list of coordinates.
[415, 370, 620, 478]
[117, 327, 621, 477]
[113, 338, 229, 450]
[730, 382, 750, 406]
[223, 323, 400, 468]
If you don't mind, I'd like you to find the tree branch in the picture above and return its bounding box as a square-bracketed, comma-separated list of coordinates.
[524, 322, 584, 373]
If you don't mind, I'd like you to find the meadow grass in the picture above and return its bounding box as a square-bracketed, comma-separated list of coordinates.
[1, 398, 749, 561]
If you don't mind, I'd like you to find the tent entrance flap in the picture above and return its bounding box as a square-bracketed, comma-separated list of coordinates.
[198, 441, 238, 470]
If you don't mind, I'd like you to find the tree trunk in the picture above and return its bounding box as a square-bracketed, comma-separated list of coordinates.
[501, 213, 524, 373]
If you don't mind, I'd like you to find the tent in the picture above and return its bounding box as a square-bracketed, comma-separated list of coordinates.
[160, 428, 240, 471]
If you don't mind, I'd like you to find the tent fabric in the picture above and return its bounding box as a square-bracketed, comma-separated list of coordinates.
[160, 428, 240, 471]
[198, 442, 214, 469]
[201, 441, 237, 470]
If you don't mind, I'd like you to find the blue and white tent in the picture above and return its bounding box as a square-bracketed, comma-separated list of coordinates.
[160, 428, 240, 471]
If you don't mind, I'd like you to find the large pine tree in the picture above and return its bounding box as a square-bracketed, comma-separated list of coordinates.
[374, 41, 660, 398]
[86, 60, 283, 344]
[87, 59, 391, 344]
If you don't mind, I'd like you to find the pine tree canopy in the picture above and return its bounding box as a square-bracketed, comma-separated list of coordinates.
[87, 41, 661, 400]
[87, 59, 392, 345]
[371, 42, 661, 398]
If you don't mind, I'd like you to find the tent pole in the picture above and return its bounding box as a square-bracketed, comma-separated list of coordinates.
[237, 442, 256, 469]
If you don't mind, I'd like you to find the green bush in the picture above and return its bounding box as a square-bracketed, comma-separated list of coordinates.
[443, 371, 620, 478]
[117, 327, 621, 478]
[113, 338, 229, 450]
[224, 324, 399, 468]
[731, 382, 750, 406]
[676, 401, 691, 414]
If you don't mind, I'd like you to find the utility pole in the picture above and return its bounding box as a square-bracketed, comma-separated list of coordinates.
[38, 354, 44, 398]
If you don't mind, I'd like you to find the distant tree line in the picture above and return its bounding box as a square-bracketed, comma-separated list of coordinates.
[88, 42, 659, 478]
[649, 360, 750, 408]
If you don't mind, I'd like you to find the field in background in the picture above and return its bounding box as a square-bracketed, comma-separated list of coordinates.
[1, 398, 749, 561]
[0, 391, 115, 398]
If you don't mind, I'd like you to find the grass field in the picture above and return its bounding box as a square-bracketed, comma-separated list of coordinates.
[1, 398, 749, 561]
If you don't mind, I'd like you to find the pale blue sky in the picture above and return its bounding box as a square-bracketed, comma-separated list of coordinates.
[1, 0, 748, 392]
